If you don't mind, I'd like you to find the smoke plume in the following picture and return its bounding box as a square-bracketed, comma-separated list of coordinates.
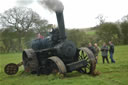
[16, 0, 35, 6]
[38, 0, 64, 12]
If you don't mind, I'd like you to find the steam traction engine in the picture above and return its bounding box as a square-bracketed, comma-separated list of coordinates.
[5, 11, 96, 76]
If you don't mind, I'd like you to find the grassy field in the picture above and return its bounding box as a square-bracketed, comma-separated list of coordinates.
[86, 30, 96, 35]
[0, 45, 128, 85]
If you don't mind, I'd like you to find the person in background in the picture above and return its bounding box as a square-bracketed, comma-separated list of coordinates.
[94, 43, 100, 63]
[37, 33, 44, 39]
[101, 43, 109, 64]
[88, 43, 96, 58]
[109, 41, 115, 63]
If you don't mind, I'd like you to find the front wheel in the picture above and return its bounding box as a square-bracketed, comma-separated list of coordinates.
[45, 56, 67, 74]
[77, 47, 96, 74]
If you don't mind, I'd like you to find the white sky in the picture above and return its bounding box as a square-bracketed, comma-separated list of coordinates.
[0, 0, 128, 29]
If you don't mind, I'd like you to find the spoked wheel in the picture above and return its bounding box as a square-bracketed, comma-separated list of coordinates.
[77, 47, 96, 74]
[46, 56, 67, 74]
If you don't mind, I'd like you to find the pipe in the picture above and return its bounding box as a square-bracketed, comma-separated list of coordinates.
[56, 11, 66, 40]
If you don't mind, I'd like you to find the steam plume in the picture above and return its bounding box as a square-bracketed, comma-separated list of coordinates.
[16, 0, 35, 6]
[38, 0, 64, 12]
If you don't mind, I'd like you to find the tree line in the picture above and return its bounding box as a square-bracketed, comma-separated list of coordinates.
[0, 7, 128, 53]
[67, 15, 128, 48]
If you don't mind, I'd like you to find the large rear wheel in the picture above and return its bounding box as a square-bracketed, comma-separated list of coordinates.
[22, 49, 38, 73]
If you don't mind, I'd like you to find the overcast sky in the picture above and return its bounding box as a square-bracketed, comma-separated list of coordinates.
[0, 0, 128, 29]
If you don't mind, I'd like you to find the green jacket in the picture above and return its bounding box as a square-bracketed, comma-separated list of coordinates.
[101, 46, 108, 56]
[94, 47, 100, 56]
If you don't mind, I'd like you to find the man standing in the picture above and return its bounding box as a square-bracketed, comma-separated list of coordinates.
[101, 43, 109, 64]
[88, 43, 96, 56]
[94, 43, 100, 63]
[109, 41, 115, 63]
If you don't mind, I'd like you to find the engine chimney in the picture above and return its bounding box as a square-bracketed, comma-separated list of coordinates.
[56, 11, 66, 40]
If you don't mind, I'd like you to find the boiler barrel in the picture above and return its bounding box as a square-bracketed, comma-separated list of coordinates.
[31, 38, 52, 50]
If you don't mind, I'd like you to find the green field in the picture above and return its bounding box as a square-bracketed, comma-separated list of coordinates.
[86, 30, 96, 35]
[0, 45, 128, 85]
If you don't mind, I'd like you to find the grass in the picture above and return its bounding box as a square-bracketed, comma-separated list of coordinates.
[0, 45, 128, 85]
[86, 30, 96, 35]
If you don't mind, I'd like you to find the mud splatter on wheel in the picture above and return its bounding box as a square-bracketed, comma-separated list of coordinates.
[22, 49, 38, 73]
[46, 56, 67, 74]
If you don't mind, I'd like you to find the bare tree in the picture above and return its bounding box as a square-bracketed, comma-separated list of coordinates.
[0, 7, 44, 50]
[34, 19, 53, 37]
[121, 15, 128, 22]
[96, 15, 106, 25]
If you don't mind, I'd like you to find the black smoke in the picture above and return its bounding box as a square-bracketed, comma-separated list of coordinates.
[38, 0, 64, 12]
[16, 0, 35, 6]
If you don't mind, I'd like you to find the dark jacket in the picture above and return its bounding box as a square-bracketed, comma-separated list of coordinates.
[88, 46, 96, 56]
[101, 46, 108, 56]
[109, 44, 114, 53]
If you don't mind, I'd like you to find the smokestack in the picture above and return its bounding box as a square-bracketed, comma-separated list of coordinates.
[56, 11, 66, 40]
[39, 0, 66, 40]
